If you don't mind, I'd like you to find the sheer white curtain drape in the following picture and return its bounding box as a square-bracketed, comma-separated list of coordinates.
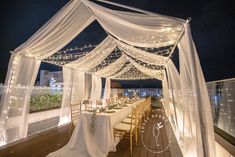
[178, 24, 215, 157]
[0, 53, 41, 145]
[165, 60, 182, 141]
[58, 67, 74, 126]
[162, 70, 170, 117]
[90, 75, 102, 106]
[84, 74, 92, 100]
[103, 78, 111, 99]
[59, 68, 86, 126]
[13, 0, 94, 59]
[71, 70, 85, 104]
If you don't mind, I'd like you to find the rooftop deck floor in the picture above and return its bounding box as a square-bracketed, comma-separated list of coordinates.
[0, 104, 179, 157]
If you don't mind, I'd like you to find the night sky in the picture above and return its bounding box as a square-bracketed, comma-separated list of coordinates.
[0, 0, 234, 87]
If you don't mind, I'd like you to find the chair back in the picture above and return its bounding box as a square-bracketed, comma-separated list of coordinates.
[70, 103, 81, 126]
[130, 107, 138, 130]
[83, 100, 91, 110]
[106, 99, 110, 105]
[96, 99, 102, 107]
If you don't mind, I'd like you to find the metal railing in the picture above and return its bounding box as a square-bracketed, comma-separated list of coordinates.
[207, 78, 235, 138]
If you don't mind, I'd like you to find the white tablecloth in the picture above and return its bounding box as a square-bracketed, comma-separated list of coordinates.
[47, 99, 144, 157]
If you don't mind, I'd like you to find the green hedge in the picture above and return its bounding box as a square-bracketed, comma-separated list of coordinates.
[30, 93, 62, 113]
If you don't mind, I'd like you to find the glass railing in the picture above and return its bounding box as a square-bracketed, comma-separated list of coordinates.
[123, 88, 162, 97]
[207, 78, 235, 140]
[30, 86, 62, 113]
[0, 85, 63, 137]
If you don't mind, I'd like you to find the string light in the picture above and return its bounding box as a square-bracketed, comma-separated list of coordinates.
[65, 36, 116, 71]
[88, 47, 122, 73]
[124, 27, 182, 48]
[113, 66, 153, 80]
[109, 62, 133, 79]
[127, 56, 164, 80]
[43, 35, 174, 67]
[39, 34, 177, 80]
[93, 54, 127, 77]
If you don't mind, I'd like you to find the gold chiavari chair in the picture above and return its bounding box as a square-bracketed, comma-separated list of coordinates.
[113, 107, 138, 156]
[70, 102, 82, 134]
[83, 99, 92, 111]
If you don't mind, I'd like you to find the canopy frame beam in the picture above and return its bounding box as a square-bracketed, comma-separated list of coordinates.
[166, 17, 191, 62]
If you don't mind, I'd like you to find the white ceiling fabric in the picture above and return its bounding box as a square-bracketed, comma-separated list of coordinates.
[109, 63, 133, 79]
[83, 0, 184, 48]
[94, 54, 127, 77]
[113, 66, 153, 80]
[65, 36, 116, 71]
[127, 56, 164, 80]
[13, 0, 94, 59]
[115, 39, 166, 65]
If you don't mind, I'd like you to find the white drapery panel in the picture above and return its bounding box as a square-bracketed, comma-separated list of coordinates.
[178, 24, 215, 157]
[65, 36, 116, 71]
[90, 75, 102, 106]
[71, 70, 85, 104]
[13, 0, 94, 59]
[0, 53, 41, 145]
[165, 60, 182, 142]
[162, 71, 170, 118]
[58, 67, 74, 126]
[103, 78, 111, 99]
[83, 0, 184, 48]
[127, 56, 164, 80]
[84, 74, 92, 100]
[94, 54, 127, 77]
[115, 40, 166, 65]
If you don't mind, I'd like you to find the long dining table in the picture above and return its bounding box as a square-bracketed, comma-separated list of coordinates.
[47, 98, 144, 157]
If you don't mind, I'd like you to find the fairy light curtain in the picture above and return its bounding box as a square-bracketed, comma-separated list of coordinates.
[0, 53, 41, 145]
[84, 74, 92, 100]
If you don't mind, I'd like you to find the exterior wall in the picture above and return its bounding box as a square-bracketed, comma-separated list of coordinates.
[39, 70, 63, 87]
[110, 88, 124, 98]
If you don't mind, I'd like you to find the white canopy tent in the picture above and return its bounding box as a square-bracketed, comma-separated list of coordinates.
[0, 0, 216, 156]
